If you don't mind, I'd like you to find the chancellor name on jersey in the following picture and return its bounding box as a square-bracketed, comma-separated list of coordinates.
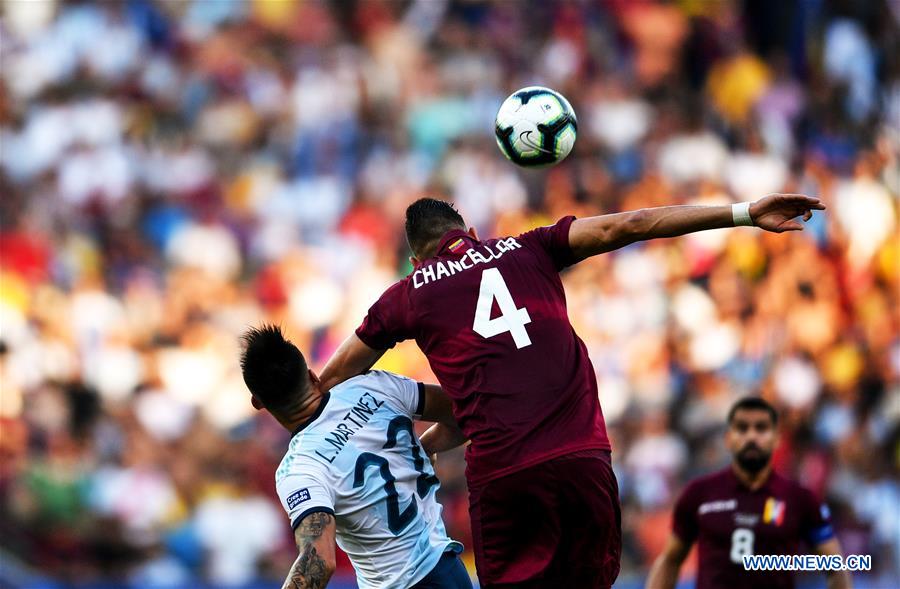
[276, 371, 462, 589]
[673, 467, 834, 589]
[411, 237, 522, 289]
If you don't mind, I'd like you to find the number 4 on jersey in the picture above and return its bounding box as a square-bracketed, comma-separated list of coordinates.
[473, 268, 532, 349]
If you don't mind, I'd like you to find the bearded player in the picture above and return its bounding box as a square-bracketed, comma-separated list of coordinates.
[646, 397, 851, 589]
[320, 194, 825, 588]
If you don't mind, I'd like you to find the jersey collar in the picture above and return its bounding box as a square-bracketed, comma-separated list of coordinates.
[435, 229, 477, 257]
[728, 464, 776, 492]
[291, 392, 331, 436]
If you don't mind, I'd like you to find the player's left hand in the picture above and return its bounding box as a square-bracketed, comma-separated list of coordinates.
[749, 194, 826, 233]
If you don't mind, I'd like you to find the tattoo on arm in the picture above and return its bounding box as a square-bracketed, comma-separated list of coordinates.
[282, 512, 334, 589]
[285, 545, 328, 589]
[297, 511, 331, 540]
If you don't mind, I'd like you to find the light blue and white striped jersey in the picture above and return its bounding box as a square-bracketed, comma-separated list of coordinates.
[275, 370, 463, 589]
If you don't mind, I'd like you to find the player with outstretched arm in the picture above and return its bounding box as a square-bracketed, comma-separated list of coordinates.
[240, 325, 471, 589]
[646, 397, 850, 589]
[320, 194, 825, 588]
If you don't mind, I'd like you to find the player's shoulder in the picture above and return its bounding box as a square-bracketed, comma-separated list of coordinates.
[335, 369, 409, 395]
[514, 215, 576, 239]
[482, 233, 513, 246]
[770, 470, 819, 501]
[372, 274, 416, 304]
[391, 273, 416, 291]
[332, 370, 418, 415]
[275, 440, 328, 484]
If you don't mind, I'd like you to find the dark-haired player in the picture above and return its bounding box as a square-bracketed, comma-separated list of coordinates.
[320, 194, 826, 588]
[240, 325, 472, 589]
[646, 397, 851, 589]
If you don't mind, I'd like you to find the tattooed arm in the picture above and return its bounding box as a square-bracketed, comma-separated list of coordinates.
[282, 511, 337, 589]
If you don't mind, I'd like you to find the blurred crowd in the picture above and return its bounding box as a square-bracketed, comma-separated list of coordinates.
[1, 0, 898, 587]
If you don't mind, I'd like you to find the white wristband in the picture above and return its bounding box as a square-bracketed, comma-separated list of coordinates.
[732, 202, 754, 227]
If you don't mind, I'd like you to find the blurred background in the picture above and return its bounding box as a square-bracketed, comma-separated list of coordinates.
[0, 0, 898, 588]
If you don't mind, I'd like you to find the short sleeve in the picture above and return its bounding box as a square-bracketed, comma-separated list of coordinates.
[800, 489, 835, 546]
[355, 281, 414, 350]
[672, 482, 699, 545]
[366, 370, 424, 419]
[517, 215, 578, 271]
[276, 469, 336, 531]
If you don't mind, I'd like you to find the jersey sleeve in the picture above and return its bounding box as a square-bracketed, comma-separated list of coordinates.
[799, 488, 835, 546]
[517, 215, 578, 271]
[276, 468, 336, 531]
[355, 281, 414, 350]
[366, 370, 425, 419]
[672, 482, 700, 545]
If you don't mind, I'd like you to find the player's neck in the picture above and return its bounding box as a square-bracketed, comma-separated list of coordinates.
[731, 462, 773, 491]
[283, 389, 327, 433]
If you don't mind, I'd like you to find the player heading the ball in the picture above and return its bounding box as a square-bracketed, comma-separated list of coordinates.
[321, 193, 825, 588]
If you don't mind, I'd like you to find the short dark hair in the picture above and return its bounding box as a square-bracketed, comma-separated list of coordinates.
[405, 198, 466, 258]
[727, 397, 778, 426]
[240, 325, 310, 415]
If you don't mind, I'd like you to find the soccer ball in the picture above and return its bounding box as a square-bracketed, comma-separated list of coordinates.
[494, 86, 577, 168]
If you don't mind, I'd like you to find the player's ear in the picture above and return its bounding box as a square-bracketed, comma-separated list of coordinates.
[468, 226, 478, 240]
[250, 396, 263, 411]
[409, 255, 419, 267]
[308, 368, 322, 390]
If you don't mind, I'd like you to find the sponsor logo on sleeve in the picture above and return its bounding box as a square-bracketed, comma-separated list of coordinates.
[286, 488, 311, 510]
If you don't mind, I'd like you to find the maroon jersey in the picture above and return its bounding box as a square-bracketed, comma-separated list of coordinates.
[355, 217, 610, 486]
[673, 467, 835, 589]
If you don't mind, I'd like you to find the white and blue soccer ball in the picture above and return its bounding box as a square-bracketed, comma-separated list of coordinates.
[494, 86, 577, 168]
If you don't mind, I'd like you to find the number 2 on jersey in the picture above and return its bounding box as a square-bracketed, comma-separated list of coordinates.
[353, 453, 416, 535]
[473, 268, 532, 349]
[353, 417, 439, 535]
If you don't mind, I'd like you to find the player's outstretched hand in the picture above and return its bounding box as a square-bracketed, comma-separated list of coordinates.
[749, 194, 826, 233]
